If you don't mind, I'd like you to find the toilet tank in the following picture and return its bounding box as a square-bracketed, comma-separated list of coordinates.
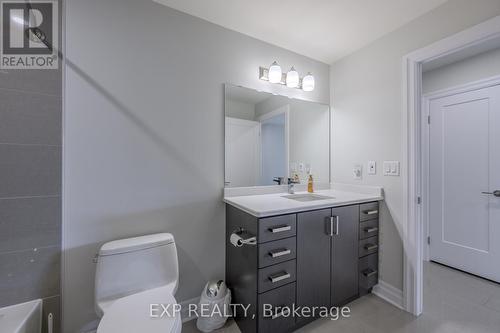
[95, 233, 179, 310]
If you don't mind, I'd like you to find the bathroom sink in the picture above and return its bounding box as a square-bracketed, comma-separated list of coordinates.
[282, 194, 335, 202]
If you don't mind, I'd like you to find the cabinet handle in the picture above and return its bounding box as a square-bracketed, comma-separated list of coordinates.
[269, 248, 291, 258]
[364, 243, 378, 251]
[363, 209, 378, 215]
[327, 217, 334, 236]
[269, 225, 291, 233]
[364, 227, 379, 233]
[271, 306, 290, 319]
[362, 268, 378, 277]
[334, 216, 339, 235]
[269, 271, 291, 283]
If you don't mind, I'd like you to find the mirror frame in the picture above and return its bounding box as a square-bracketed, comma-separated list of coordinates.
[223, 83, 331, 188]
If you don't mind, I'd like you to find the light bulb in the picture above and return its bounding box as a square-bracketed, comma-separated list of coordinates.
[286, 67, 299, 88]
[268, 61, 282, 84]
[302, 72, 315, 91]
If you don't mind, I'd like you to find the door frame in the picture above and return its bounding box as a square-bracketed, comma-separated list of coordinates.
[402, 15, 500, 316]
[257, 105, 290, 180]
[422, 75, 500, 262]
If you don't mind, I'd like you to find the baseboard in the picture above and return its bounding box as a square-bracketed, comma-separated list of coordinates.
[180, 297, 200, 323]
[372, 280, 404, 310]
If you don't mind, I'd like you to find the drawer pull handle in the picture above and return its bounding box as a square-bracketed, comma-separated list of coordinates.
[269, 249, 291, 258]
[269, 271, 291, 283]
[363, 209, 378, 215]
[271, 307, 290, 319]
[362, 269, 378, 277]
[364, 243, 378, 251]
[364, 227, 379, 233]
[269, 225, 291, 233]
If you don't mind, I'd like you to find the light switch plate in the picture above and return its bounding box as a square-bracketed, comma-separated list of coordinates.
[368, 161, 376, 175]
[383, 161, 400, 176]
[353, 165, 362, 180]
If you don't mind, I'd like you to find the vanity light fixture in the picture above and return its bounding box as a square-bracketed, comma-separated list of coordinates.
[286, 67, 299, 88]
[259, 63, 315, 91]
[302, 72, 315, 92]
[268, 61, 282, 84]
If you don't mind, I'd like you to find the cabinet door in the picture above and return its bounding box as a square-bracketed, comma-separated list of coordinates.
[331, 205, 359, 305]
[296, 209, 331, 324]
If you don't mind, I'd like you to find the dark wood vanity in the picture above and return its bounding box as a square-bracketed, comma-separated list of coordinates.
[226, 201, 380, 333]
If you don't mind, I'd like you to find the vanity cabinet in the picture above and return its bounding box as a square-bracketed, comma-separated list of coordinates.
[226, 201, 379, 333]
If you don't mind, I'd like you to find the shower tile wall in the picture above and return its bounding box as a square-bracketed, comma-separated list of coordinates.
[0, 45, 62, 333]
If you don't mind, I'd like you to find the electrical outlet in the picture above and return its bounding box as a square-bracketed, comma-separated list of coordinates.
[368, 161, 376, 175]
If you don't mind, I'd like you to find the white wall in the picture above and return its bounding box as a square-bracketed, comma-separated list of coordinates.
[423, 47, 500, 94]
[330, 0, 500, 291]
[63, 1, 329, 332]
[225, 100, 256, 120]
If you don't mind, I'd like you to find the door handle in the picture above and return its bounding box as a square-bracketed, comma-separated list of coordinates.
[482, 190, 500, 197]
[269, 225, 291, 233]
[269, 248, 291, 258]
[269, 271, 291, 283]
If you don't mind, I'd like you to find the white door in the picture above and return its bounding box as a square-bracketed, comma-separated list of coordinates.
[225, 117, 260, 187]
[429, 84, 500, 282]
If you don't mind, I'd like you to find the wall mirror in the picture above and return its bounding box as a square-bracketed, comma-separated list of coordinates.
[224, 84, 330, 188]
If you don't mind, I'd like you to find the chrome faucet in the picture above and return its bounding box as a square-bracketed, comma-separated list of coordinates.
[287, 178, 300, 194]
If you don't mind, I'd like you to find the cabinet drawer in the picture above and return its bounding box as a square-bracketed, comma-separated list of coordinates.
[258, 260, 296, 293]
[359, 236, 379, 258]
[259, 215, 296, 243]
[360, 202, 379, 221]
[359, 253, 378, 290]
[258, 237, 296, 268]
[258, 283, 296, 333]
[359, 219, 379, 240]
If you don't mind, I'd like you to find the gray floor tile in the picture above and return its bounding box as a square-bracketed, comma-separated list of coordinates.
[182, 262, 500, 333]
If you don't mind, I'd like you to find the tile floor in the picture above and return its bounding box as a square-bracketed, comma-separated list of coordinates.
[183, 261, 500, 333]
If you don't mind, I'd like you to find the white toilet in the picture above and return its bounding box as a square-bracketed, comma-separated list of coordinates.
[94, 233, 182, 333]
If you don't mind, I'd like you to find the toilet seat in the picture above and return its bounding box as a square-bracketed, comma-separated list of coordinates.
[97, 286, 182, 333]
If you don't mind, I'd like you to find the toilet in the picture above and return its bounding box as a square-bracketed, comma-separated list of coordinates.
[94, 233, 182, 333]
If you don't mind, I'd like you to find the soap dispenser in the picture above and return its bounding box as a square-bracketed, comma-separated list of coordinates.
[307, 174, 314, 193]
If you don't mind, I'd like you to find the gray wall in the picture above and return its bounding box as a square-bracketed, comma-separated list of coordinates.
[63, 1, 329, 332]
[0, 7, 62, 333]
[330, 0, 500, 291]
[423, 47, 500, 94]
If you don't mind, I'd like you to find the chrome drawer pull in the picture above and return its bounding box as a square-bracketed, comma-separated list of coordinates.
[364, 227, 379, 233]
[271, 307, 290, 319]
[364, 243, 378, 251]
[269, 225, 291, 233]
[362, 269, 378, 277]
[269, 249, 291, 258]
[269, 271, 291, 283]
[363, 209, 378, 215]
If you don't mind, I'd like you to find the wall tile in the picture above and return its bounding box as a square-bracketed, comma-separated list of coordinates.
[0, 68, 62, 97]
[0, 144, 61, 197]
[0, 89, 62, 145]
[0, 246, 60, 307]
[0, 196, 61, 252]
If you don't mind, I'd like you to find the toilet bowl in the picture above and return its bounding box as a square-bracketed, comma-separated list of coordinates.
[93, 233, 181, 333]
[97, 286, 181, 333]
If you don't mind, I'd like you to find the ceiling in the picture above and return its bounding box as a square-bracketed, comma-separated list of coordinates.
[154, 0, 448, 64]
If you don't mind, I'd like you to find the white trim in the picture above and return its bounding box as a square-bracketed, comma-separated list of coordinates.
[180, 297, 200, 323]
[402, 15, 500, 316]
[372, 280, 404, 310]
[421, 75, 500, 263]
[257, 105, 290, 181]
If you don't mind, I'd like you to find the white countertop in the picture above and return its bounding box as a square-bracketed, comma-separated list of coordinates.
[223, 184, 383, 217]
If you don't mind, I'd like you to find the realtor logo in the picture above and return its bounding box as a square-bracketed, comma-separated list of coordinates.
[1, 0, 58, 69]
